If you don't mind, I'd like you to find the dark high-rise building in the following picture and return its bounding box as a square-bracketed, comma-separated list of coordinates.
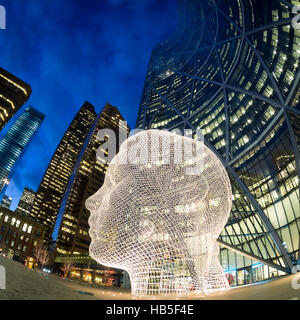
[136, 0, 300, 285]
[15, 187, 36, 216]
[30, 102, 96, 239]
[0, 107, 45, 198]
[0, 195, 12, 209]
[53, 103, 129, 255]
[0, 67, 32, 132]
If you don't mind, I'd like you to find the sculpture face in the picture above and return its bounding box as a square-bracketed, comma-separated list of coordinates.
[86, 130, 232, 296]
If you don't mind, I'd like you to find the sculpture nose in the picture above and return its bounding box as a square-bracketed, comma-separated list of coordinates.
[85, 196, 98, 213]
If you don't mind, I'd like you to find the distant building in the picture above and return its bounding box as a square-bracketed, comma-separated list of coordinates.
[0, 107, 45, 199]
[30, 102, 97, 239]
[0, 195, 12, 209]
[0, 67, 31, 132]
[0, 207, 46, 263]
[53, 103, 129, 255]
[15, 187, 36, 216]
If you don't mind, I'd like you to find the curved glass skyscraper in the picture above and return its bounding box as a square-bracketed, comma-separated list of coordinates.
[136, 0, 300, 285]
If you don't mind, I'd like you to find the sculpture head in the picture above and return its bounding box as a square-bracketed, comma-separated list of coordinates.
[86, 130, 232, 296]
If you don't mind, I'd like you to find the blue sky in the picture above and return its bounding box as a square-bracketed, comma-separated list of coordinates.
[0, 0, 177, 209]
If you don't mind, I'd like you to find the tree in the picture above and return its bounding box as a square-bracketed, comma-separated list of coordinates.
[34, 241, 50, 271]
[39, 248, 50, 270]
[61, 261, 73, 279]
[33, 241, 44, 268]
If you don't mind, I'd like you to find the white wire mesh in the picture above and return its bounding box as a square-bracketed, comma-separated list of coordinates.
[86, 130, 232, 297]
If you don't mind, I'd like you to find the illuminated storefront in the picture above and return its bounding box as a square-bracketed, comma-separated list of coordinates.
[69, 268, 120, 286]
[25, 257, 36, 269]
[55, 254, 123, 287]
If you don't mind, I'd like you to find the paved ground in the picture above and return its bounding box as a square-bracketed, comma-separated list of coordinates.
[200, 274, 300, 300]
[0, 256, 299, 300]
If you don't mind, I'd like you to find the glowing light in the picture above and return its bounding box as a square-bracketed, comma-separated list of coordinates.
[0, 74, 28, 97]
[0, 94, 15, 110]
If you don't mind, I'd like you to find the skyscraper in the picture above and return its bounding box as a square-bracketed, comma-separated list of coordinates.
[136, 0, 300, 284]
[0, 107, 45, 198]
[15, 187, 36, 216]
[53, 103, 129, 255]
[30, 102, 96, 239]
[0, 67, 32, 132]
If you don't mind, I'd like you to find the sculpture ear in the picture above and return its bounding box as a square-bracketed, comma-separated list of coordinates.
[0, 6, 6, 30]
[180, 176, 209, 205]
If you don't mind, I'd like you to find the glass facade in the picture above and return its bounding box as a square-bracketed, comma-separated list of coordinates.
[30, 102, 96, 240]
[53, 103, 129, 255]
[136, 0, 300, 283]
[0, 67, 32, 132]
[0, 107, 45, 199]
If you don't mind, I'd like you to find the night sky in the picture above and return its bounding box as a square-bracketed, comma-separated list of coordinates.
[0, 0, 177, 210]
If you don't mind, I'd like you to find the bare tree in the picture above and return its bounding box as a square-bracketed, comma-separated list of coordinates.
[61, 261, 73, 279]
[33, 241, 44, 268]
[34, 241, 50, 271]
[39, 248, 50, 270]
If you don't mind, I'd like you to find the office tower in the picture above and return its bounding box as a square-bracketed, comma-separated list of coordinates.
[15, 187, 36, 216]
[136, 0, 300, 285]
[0, 195, 12, 209]
[53, 103, 129, 255]
[0, 67, 32, 132]
[0, 107, 45, 198]
[30, 102, 96, 239]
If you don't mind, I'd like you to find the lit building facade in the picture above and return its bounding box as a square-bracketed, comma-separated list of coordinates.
[0, 107, 45, 198]
[15, 187, 36, 216]
[0, 67, 32, 132]
[135, 0, 300, 285]
[0, 195, 12, 209]
[0, 207, 46, 263]
[53, 103, 129, 255]
[30, 102, 96, 239]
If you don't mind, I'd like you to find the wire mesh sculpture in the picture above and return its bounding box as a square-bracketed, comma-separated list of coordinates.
[86, 130, 232, 297]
